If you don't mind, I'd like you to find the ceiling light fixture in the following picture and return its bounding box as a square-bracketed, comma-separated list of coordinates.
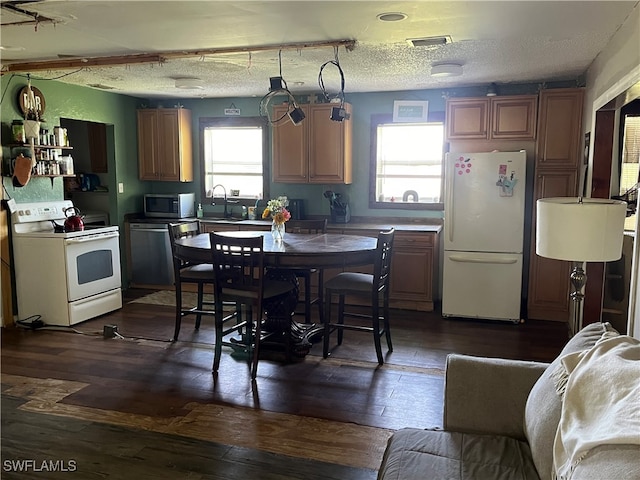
[377, 12, 407, 22]
[260, 50, 305, 126]
[0, 45, 25, 52]
[486, 83, 498, 96]
[430, 63, 463, 77]
[175, 78, 204, 89]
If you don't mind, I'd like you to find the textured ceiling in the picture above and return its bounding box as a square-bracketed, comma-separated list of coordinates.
[0, 1, 637, 98]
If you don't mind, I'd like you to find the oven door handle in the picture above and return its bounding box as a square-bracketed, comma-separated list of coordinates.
[65, 232, 120, 244]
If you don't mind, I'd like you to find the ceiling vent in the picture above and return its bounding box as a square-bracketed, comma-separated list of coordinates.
[407, 36, 452, 47]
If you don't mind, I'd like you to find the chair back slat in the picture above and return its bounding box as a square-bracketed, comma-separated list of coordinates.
[209, 233, 265, 302]
[169, 221, 201, 264]
[373, 228, 395, 292]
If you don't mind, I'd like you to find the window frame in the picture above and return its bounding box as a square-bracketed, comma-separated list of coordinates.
[199, 116, 270, 202]
[369, 112, 445, 211]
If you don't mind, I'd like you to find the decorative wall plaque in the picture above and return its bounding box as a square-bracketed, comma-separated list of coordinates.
[18, 86, 46, 119]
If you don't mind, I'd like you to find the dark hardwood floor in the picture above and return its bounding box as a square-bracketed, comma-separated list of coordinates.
[1, 288, 569, 479]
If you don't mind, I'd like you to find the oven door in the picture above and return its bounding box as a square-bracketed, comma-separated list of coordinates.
[65, 231, 121, 301]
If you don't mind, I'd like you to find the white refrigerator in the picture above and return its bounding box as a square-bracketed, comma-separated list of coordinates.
[442, 151, 527, 322]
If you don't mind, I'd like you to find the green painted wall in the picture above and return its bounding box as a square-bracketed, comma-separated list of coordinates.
[1, 74, 143, 284]
[1, 73, 576, 287]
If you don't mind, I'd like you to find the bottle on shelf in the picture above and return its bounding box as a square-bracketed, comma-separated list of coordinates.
[196, 203, 204, 218]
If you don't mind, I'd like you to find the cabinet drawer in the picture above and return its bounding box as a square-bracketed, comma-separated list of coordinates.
[394, 232, 435, 247]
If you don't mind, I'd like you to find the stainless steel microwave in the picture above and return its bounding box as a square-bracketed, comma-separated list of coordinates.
[143, 193, 195, 218]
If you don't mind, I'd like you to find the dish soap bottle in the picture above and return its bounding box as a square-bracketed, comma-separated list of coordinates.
[196, 203, 203, 218]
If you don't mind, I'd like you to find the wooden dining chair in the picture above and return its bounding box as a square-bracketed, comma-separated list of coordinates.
[322, 228, 395, 365]
[284, 218, 327, 324]
[209, 232, 296, 380]
[168, 222, 216, 341]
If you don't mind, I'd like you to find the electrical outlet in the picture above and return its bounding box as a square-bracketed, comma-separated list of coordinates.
[118, 182, 124, 194]
[103, 324, 118, 339]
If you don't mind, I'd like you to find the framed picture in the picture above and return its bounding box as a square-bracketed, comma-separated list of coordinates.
[393, 101, 429, 123]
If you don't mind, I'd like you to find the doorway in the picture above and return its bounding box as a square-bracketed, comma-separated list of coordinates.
[586, 80, 640, 334]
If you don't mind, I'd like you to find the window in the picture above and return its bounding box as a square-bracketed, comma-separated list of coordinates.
[201, 117, 268, 200]
[369, 113, 445, 210]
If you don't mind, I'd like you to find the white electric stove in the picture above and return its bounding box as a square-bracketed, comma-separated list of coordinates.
[11, 200, 122, 326]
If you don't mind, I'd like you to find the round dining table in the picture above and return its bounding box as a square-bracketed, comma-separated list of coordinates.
[173, 230, 379, 269]
[174, 230, 379, 356]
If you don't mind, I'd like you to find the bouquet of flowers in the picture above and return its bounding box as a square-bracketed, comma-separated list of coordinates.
[262, 196, 291, 225]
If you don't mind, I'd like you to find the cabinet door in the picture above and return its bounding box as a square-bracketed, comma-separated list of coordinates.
[446, 99, 490, 140]
[527, 169, 579, 321]
[272, 104, 309, 183]
[137, 110, 158, 180]
[535, 89, 584, 169]
[157, 110, 181, 181]
[308, 103, 352, 184]
[389, 233, 436, 311]
[491, 96, 537, 139]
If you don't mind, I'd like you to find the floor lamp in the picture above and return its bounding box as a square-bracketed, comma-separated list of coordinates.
[536, 197, 627, 336]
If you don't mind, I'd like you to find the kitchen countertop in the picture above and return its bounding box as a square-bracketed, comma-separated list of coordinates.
[199, 218, 442, 233]
[124, 213, 442, 234]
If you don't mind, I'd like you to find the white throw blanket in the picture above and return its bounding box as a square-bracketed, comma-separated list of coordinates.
[552, 334, 640, 480]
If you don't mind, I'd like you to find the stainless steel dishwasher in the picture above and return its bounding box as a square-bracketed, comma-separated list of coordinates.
[129, 222, 175, 286]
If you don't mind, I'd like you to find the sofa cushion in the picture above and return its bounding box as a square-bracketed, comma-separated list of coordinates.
[523, 322, 618, 480]
[377, 428, 539, 480]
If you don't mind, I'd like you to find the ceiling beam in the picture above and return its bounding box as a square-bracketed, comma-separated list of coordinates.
[2, 39, 357, 73]
[3, 54, 167, 73]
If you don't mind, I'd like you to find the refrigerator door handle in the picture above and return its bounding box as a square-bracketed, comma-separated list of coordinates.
[449, 254, 518, 265]
[445, 155, 454, 243]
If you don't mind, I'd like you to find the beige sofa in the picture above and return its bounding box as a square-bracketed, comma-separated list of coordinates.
[377, 322, 640, 480]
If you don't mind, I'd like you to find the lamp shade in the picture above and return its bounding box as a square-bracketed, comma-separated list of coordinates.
[536, 197, 627, 262]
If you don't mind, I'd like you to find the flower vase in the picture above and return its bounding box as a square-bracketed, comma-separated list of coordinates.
[271, 221, 285, 242]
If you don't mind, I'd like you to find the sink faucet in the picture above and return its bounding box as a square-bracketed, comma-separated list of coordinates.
[210, 184, 230, 218]
[210, 184, 239, 218]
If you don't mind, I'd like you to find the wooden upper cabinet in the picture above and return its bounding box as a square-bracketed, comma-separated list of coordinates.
[272, 103, 352, 184]
[491, 96, 538, 139]
[535, 88, 585, 169]
[446, 98, 490, 140]
[446, 95, 537, 141]
[137, 108, 193, 182]
[272, 104, 309, 183]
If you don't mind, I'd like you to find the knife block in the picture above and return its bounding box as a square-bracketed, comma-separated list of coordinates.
[330, 204, 351, 223]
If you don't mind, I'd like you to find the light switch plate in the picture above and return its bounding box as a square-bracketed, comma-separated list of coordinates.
[118, 183, 124, 194]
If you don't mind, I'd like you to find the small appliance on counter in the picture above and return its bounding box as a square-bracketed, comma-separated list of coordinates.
[324, 190, 350, 223]
[287, 198, 305, 220]
[144, 192, 195, 218]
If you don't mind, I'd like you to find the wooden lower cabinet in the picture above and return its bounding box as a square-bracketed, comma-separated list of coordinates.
[200, 222, 439, 312]
[328, 227, 439, 312]
[389, 232, 437, 311]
